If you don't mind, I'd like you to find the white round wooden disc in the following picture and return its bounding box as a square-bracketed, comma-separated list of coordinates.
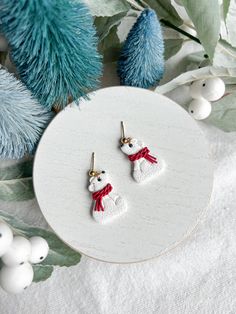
[33, 86, 213, 263]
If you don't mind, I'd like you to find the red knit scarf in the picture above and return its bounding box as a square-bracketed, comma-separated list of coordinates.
[92, 183, 113, 211]
[128, 147, 157, 164]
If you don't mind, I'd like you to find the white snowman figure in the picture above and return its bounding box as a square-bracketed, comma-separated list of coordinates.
[88, 170, 127, 224]
[120, 137, 165, 183]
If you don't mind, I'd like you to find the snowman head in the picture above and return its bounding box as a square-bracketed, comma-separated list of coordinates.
[88, 171, 109, 192]
[120, 138, 143, 155]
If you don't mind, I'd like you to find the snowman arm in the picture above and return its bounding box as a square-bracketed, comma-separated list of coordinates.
[108, 193, 119, 202]
[133, 160, 141, 171]
[139, 159, 147, 171]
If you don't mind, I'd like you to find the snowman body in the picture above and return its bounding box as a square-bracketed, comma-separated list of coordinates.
[88, 172, 127, 224]
[132, 156, 164, 183]
[121, 138, 165, 183]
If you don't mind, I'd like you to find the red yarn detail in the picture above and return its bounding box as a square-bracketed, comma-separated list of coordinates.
[128, 147, 157, 164]
[92, 183, 113, 211]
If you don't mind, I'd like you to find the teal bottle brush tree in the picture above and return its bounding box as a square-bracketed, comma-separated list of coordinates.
[0, 67, 53, 159]
[0, 0, 102, 110]
[118, 9, 164, 89]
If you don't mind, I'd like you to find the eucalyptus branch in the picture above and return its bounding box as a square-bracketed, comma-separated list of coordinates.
[126, 0, 144, 11]
[160, 19, 201, 45]
[136, 0, 149, 8]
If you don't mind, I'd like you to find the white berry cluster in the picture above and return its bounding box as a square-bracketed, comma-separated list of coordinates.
[188, 77, 225, 120]
[0, 221, 49, 294]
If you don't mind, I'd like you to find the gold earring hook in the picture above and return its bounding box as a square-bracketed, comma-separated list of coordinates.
[120, 121, 132, 144]
[89, 152, 96, 177]
[121, 121, 125, 140]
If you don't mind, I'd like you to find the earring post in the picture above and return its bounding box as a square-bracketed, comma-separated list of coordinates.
[121, 121, 125, 140]
[89, 152, 96, 176]
[91, 152, 95, 171]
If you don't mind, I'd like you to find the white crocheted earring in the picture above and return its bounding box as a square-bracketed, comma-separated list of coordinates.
[119, 122, 165, 183]
[88, 152, 127, 224]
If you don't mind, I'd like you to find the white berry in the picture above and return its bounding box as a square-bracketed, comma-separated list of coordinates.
[188, 98, 212, 120]
[189, 80, 204, 99]
[201, 77, 225, 101]
[1, 236, 31, 266]
[29, 236, 49, 264]
[189, 78, 225, 101]
[0, 263, 33, 294]
[0, 222, 13, 257]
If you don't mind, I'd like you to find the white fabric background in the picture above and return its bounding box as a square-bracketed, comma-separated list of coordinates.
[1, 26, 236, 314]
[1, 123, 236, 314]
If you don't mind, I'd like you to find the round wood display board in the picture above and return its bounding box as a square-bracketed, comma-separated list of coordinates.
[34, 86, 214, 263]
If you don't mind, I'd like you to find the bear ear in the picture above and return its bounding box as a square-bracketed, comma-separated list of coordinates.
[131, 138, 138, 144]
[137, 140, 144, 148]
[88, 183, 95, 192]
[89, 177, 94, 183]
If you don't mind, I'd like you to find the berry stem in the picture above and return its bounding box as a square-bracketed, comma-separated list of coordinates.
[160, 19, 201, 45]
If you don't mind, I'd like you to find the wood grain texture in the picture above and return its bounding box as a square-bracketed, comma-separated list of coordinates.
[33, 86, 214, 263]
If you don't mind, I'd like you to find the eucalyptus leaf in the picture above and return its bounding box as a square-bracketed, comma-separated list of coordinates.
[84, 0, 130, 17]
[156, 66, 236, 94]
[0, 177, 34, 201]
[95, 12, 127, 41]
[0, 159, 33, 180]
[206, 92, 236, 132]
[143, 0, 183, 26]
[0, 160, 34, 201]
[181, 0, 221, 60]
[164, 39, 183, 60]
[0, 210, 81, 268]
[99, 26, 122, 63]
[223, 0, 231, 20]
[33, 265, 54, 283]
[126, 0, 144, 11]
[213, 40, 236, 68]
[184, 51, 211, 71]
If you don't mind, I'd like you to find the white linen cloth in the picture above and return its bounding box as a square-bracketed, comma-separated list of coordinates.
[1, 124, 236, 314]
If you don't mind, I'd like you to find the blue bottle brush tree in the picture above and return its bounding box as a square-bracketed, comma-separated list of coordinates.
[118, 9, 165, 89]
[0, 67, 53, 159]
[0, 0, 102, 110]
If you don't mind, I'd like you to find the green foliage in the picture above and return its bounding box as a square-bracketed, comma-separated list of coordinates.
[221, 0, 236, 48]
[0, 178, 34, 201]
[0, 160, 33, 181]
[164, 39, 183, 60]
[181, 0, 221, 60]
[223, 0, 231, 19]
[213, 40, 236, 68]
[98, 26, 123, 63]
[84, 0, 130, 16]
[95, 12, 127, 41]
[33, 265, 54, 282]
[143, 0, 183, 26]
[0, 160, 34, 201]
[206, 92, 236, 132]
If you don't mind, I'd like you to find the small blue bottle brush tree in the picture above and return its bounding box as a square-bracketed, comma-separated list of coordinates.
[118, 9, 164, 89]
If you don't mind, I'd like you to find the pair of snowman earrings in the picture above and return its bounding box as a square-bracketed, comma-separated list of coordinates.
[88, 122, 165, 224]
